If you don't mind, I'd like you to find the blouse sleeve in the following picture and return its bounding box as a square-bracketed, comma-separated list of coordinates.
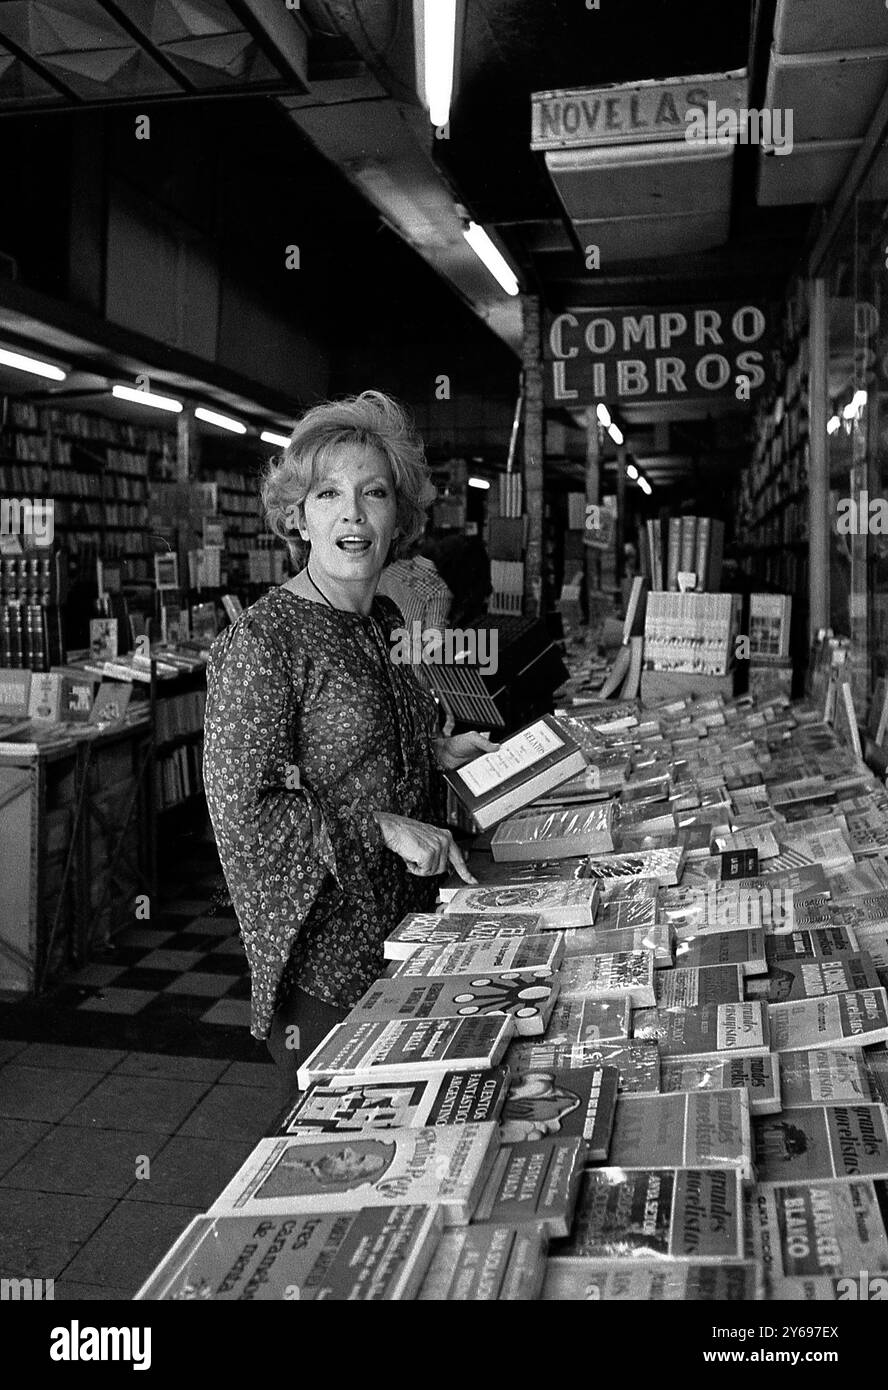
[203, 615, 384, 1011]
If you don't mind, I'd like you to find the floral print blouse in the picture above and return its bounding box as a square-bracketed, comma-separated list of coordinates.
[203, 587, 442, 1040]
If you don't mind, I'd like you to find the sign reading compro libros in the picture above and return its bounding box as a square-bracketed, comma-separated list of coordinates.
[545, 303, 772, 407]
[531, 71, 748, 150]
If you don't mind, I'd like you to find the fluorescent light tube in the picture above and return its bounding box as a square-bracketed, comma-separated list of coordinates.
[112, 384, 182, 413]
[626, 463, 639, 480]
[462, 222, 519, 296]
[0, 346, 66, 381]
[195, 407, 247, 435]
[468, 476, 490, 490]
[417, 0, 458, 127]
[638, 477, 652, 495]
[608, 423, 624, 446]
[261, 430, 291, 448]
[596, 403, 611, 428]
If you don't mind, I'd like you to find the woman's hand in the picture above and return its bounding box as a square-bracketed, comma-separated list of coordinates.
[433, 731, 501, 771]
[374, 811, 476, 883]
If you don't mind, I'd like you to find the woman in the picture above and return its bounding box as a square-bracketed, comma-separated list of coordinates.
[203, 391, 496, 1099]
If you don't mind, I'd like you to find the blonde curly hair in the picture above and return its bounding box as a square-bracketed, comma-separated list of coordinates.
[261, 391, 436, 569]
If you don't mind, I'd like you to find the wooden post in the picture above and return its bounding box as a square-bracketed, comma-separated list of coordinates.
[616, 443, 627, 590]
[808, 278, 829, 646]
[521, 294, 544, 619]
[585, 407, 602, 633]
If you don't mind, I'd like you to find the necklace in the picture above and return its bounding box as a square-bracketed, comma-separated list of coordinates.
[304, 564, 336, 608]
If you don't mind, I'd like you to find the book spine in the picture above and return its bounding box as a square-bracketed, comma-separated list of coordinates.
[679, 516, 698, 578]
[707, 519, 725, 592]
[695, 517, 711, 591]
[666, 517, 682, 591]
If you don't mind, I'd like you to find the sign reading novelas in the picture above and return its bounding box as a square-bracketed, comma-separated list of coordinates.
[531, 71, 748, 150]
[545, 303, 771, 407]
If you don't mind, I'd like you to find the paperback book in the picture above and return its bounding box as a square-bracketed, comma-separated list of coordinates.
[543, 994, 632, 1045]
[390, 935, 564, 980]
[417, 1223, 547, 1301]
[442, 881, 598, 929]
[746, 953, 882, 1004]
[499, 1064, 620, 1158]
[654, 963, 745, 1008]
[778, 1049, 888, 1107]
[557, 949, 656, 1008]
[445, 715, 585, 830]
[296, 1016, 515, 1091]
[750, 1178, 888, 1279]
[563, 921, 673, 967]
[553, 1166, 745, 1261]
[270, 1069, 509, 1135]
[768, 989, 888, 1053]
[352, 972, 559, 1038]
[633, 1000, 770, 1059]
[471, 1136, 585, 1237]
[753, 1103, 888, 1183]
[383, 911, 545, 961]
[674, 928, 767, 976]
[134, 1205, 442, 1301]
[581, 846, 685, 887]
[505, 1040, 661, 1094]
[209, 1124, 500, 1227]
[489, 803, 614, 862]
[542, 1258, 762, 1301]
[660, 1052, 782, 1116]
[602, 1089, 753, 1178]
[765, 927, 860, 962]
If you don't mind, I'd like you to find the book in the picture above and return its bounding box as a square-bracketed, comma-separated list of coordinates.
[506, 1040, 661, 1094]
[765, 927, 861, 962]
[89, 617, 118, 660]
[437, 854, 592, 903]
[749, 594, 792, 660]
[352, 972, 560, 1038]
[832, 892, 888, 929]
[558, 950, 655, 1008]
[753, 1103, 888, 1183]
[442, 881, 598, 929]
[87, 681, 133, 725]
[296, 1016, 515, 1091]
[654, 963, 745, 1008]
[553, 1166, 744, 1261]
[660, 1052, 782, 1116]
[542, 1258, 762, 1301]
[778, 1049, 888, 1107]
[471, 1136, 585, 1237]
[383, 911, 545, 961]
[633, 1001, 770, 1060]
[490, 803, 614, 862]
[499, 1065, 620, 1158]
[749, 1178, 888, 1280]
[0, 669, 31, 718]
[209, 1124, 500, 1227]
[564, 921, 674, 967]
[601, 1090, 753, 1179]
[674, 929, 767, 976]
[134, 1205, 442, 1301]
[747, 953, 882, 1004]
[26, 671, 62, 724]
[417, 1223, 547, 1301]
[581, 846, 685, 887]
[768, 989, 888, 1052]
[444, 715, 585, 830]
[532, 993, 632, 1045]
[269, 1069, 510, 1135]
[390, 935, 564, 981]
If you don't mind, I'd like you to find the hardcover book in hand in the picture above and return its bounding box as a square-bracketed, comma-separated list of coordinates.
[444, 715, 585, 830]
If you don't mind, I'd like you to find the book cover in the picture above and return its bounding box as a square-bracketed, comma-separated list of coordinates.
[750, 1178, 888, 1280]
[832, 892, 888, 929]
[384, 911, 544, 961]
[654, 963, 745, 1008]
[506, 1040, 661, 1094]
[270, 1069, 509, 1135]
[679, 515, 698, 581]
[499, 1064, 620, 1158]
[26, 671, 62, 724]
[390, 935, 564, 981]
[87, 681, 132, 726]
[768, 989, 888, 1052]
[89, 617, 118, 660]
[753, 1104, 888, 1183]
[0, 670, 31, 718]
[472, 1136, 585, 1237]
[417, 1223, 546, 1301]
[134, 1205, 442, 1301]
[602, 1089, 753, 1178]
[765, 927, 860, 962]
[666, 515, 682, 591]
[209, 1124, 500, 1227]
[444, 715, 585, 830]
[749, 594, 792, 659]
[540, 994, 632, 1045]
[747, 953, 882, 1004]
[564, 921, 673, 967]
[442, 880, 598, 929]
[581, 846, 685, 887]
[490, 803, 614, 862]
[694, 516, 711, 593]
[674, 928, 767, 976]
[553, 1166, 744, 1261]
[558, 949, 656, 1008]
[778, 1049, 887, 1107]
[633, 1001, 770, 1059]
[542, 1258, 761, 1301]
[352, 971, 559, 1038]
[296, 1016, 515, 1091]
[660, 1052, 782, 1117]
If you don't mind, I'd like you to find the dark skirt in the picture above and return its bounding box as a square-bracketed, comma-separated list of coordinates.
[266, 982, 350, 1106]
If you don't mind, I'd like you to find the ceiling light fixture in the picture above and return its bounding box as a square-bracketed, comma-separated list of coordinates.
[112, 384, 182, 413]
[0, 346, 67, 381]
[195, 407, 247, 435]
[468, 476, 491, 490]
[608, 423, 624, 446]
[827, 415, 841, 435]
[462, 222, 520, 296]
[638, 477, 652, 495]
[260, 430, 291, 448]
[626, 463, 639, 480]
[414, 0, 461, 128]
[596, 403, 612, 428]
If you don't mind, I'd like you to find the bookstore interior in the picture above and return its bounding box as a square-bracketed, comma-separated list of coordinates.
[6, 0, 888, 1315]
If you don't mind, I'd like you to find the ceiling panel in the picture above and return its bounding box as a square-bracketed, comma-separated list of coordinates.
[765, 48, 888, 142]
[774, 0, 888, 55]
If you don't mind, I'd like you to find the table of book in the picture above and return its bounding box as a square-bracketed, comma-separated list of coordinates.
[136, 690, 888, 1301]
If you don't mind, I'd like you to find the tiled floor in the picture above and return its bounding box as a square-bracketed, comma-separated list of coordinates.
[0, 828, 283, 1299]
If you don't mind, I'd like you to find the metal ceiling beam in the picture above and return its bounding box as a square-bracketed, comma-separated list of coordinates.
[228, 0, 310, 90]
[92, 0, 195, 93]
[0, 30, 80, 103]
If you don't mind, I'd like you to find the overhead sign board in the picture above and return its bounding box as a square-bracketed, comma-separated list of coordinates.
[545, 302, 773, 407]
[531, 70, 748, 150]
